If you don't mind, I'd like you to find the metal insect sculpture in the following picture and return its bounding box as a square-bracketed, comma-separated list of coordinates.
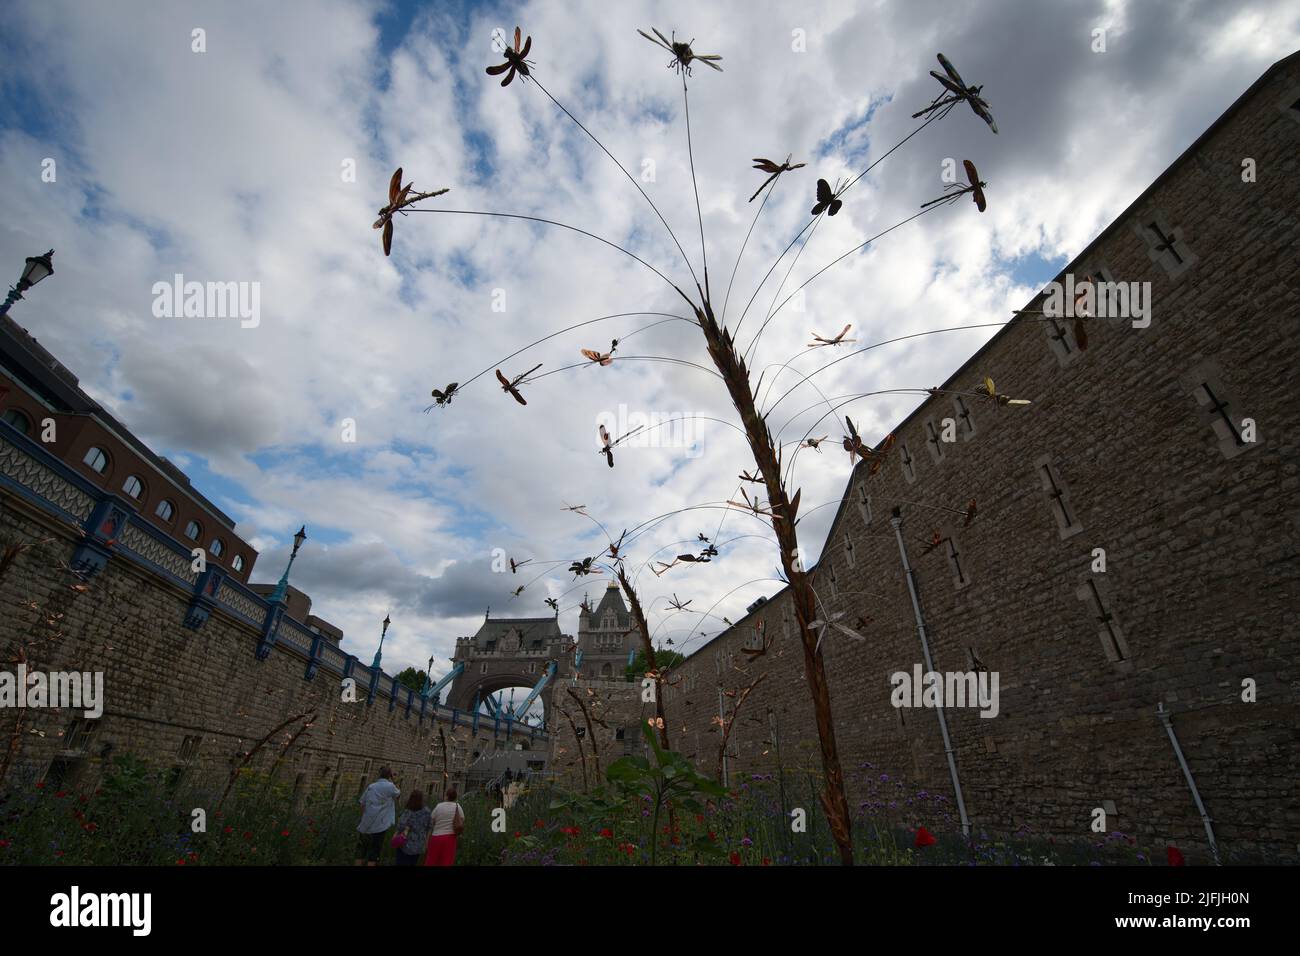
[727, 488, 783, 521]
[979, 376, 1032, 407]
[545, 597, 559, 612]
[750, 155, 806, 202]
[580, 345, 615, 366]
[495, 364, 542, 405]
[808, 611, 867, 654]
[912, 53, 998, 134]
[569, 556, 599, 578]
[808, 324, 856, 348]
[811, 177, 844, 217]
[637, 27, 722, 76]
[668, 594, 693, 611]
[486, 27, 534, 87]
[921, 159, 987, 213]
[509, 557, 532, 574]
[802, 435, 829, 452]
[964, 498, 978, 527]
[425, 382, 460, 410]
[597, 423, 644, 468]
[373, 167, 449, 257]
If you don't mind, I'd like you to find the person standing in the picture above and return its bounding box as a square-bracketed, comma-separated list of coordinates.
[424, 786, 465, 867]
[355, 767, 400, 866]
[393, 790, 432, 866]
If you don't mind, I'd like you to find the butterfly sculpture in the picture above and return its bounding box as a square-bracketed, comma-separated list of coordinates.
[486, 27, 534, 87]
[569, 556, 599, 578]
[637, 27, 722, 76]
[811, 178, 844, 217]
[425, 382, 459, 410]
[545, 597, 559, 612]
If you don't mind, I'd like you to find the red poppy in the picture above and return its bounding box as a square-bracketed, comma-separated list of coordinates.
[176, 859, 186, 866]
[55, 791, 67, 799]
[1166, 845, 1185, 867]
[534, 820, 545, 829]
[599, 828, 613, 838]
[35, 782, 45, 789]
[81, 822, 98, 833]
[707, 831, 717, 842]
[242, 831, 252, 840]
[0, 840, 10, 849]
[729, 851, 742, 866]
[224, 826, 233, 834]
[914, 826, 937, 848]
[280, 829, 289, 837]
[762, 858, 771, 866]
[513, 831, 521, 838]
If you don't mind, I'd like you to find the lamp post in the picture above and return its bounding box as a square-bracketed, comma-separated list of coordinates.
[372, 613, 391, 669]
[420, 654, 435, 697]
[269, 525, 306, 603]
[0, 250, 55, 318]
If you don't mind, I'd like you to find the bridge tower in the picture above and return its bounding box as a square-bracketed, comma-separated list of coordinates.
[446, 610, 569, 722]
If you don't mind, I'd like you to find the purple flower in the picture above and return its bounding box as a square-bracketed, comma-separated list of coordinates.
[741, 837, 753, 847]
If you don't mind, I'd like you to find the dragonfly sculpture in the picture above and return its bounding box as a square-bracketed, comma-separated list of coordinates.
[637, 27, 722, 76]
[921, 159, 987, 213]
[750, 155, 806, 203]
[912, 53, 998, 134]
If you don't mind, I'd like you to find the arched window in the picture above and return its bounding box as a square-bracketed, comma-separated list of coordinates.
[209, 538, 225, 558]
[82, 446, 109, 474]
[1, 408, 31, 435]
[232, 555, 245, 573]
[121, 475, 144, 500]
[184, 519, 201, 541]
[601, 663, 612, 677]
[155, 499, 176, 523]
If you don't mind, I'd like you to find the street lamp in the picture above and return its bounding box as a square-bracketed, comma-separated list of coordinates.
[269, 525, 307, 603]
[0, 250, 55, 318]
[372, 613, 391, 669]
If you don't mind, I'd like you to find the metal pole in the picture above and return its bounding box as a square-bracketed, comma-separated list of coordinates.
[1157, 702, 1221, 865]
[716, 653, 728, 787]
[889, 511, 971, 837]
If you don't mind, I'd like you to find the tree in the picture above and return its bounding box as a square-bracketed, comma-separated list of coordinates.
[625, 648, 684, 682]
[377, 26, 1005, 866]
[395, 667, 426, 694]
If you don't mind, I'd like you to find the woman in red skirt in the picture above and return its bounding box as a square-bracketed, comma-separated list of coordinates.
[425, 786, 465, 866]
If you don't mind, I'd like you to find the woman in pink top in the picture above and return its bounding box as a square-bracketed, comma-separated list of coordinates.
[424, 786, 465, 866]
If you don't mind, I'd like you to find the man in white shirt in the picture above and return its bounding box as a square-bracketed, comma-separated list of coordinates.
[355, 767, 401, 866]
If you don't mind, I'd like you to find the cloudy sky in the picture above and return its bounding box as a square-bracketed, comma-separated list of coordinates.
[2, 0, 1295, 693]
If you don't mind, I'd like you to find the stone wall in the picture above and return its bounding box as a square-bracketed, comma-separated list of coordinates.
[646, 53, 1300, 863]
[0, 478, 540, 806]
